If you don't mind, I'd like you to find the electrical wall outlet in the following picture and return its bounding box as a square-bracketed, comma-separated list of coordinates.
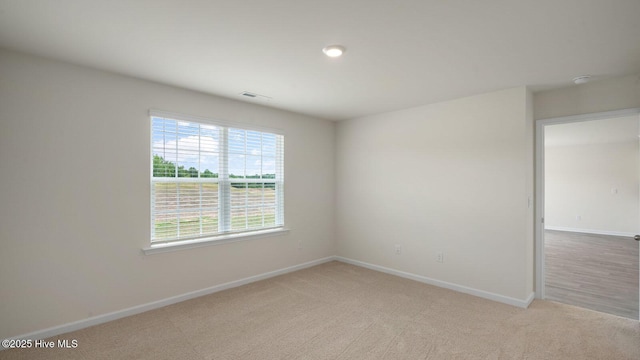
[436, 252, 444, 263]
[394, 244, 402, 255]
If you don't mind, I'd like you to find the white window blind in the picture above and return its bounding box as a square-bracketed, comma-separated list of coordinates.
[150, 112, 284, 244]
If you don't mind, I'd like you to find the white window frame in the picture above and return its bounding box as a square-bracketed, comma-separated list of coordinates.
[144, 110, 287, 255]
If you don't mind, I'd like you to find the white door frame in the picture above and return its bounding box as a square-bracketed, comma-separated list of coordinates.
[535, 107, 640, 300]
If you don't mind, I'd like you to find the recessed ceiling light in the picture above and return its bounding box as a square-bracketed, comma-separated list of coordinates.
[573, 75, 591, 84]
[322, 45, 345, 57]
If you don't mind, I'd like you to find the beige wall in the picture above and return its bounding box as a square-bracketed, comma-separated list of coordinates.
[534, 74, 640, 120]
[545, 139, 639, 234]
[0, 49, 336, 339]
[525, 89, 535, 298]
[335, 87, 534, 301]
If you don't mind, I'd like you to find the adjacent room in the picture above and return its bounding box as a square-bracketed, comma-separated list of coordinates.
[543, 116, 640, 320]
[1, 1, 639, 359]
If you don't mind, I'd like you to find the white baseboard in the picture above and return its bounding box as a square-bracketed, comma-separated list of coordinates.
[544, 226, 635, 238]
[8, 255, 536, 343]
[7, 256, 335, 343]
[334, 256, 535, 309]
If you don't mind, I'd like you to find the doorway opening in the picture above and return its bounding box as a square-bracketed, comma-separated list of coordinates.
[536, 109, 640, 320]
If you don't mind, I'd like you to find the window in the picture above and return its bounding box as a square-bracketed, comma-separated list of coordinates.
[150, 111, 284, 245]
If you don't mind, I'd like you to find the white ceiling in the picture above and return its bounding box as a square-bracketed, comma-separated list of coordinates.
[1, 0, 639, 121]
[545, 115, 640, 147]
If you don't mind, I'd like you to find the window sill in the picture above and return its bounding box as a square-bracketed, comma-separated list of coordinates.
[142, 228, 290, 255]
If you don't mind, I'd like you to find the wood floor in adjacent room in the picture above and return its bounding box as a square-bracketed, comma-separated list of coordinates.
[2, 261, 639, 360]
[545, 230, 639, 320]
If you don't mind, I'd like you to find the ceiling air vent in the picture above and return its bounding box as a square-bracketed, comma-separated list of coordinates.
[240, 91, 272, 101]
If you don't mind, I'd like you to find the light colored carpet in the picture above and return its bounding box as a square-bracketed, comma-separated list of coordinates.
[2, 261, 639, 359]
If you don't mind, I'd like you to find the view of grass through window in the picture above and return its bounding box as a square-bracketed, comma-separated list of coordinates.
[151, 115, 283, 242]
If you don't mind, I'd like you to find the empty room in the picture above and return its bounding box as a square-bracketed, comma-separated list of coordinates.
[0, 1, 639, 359]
